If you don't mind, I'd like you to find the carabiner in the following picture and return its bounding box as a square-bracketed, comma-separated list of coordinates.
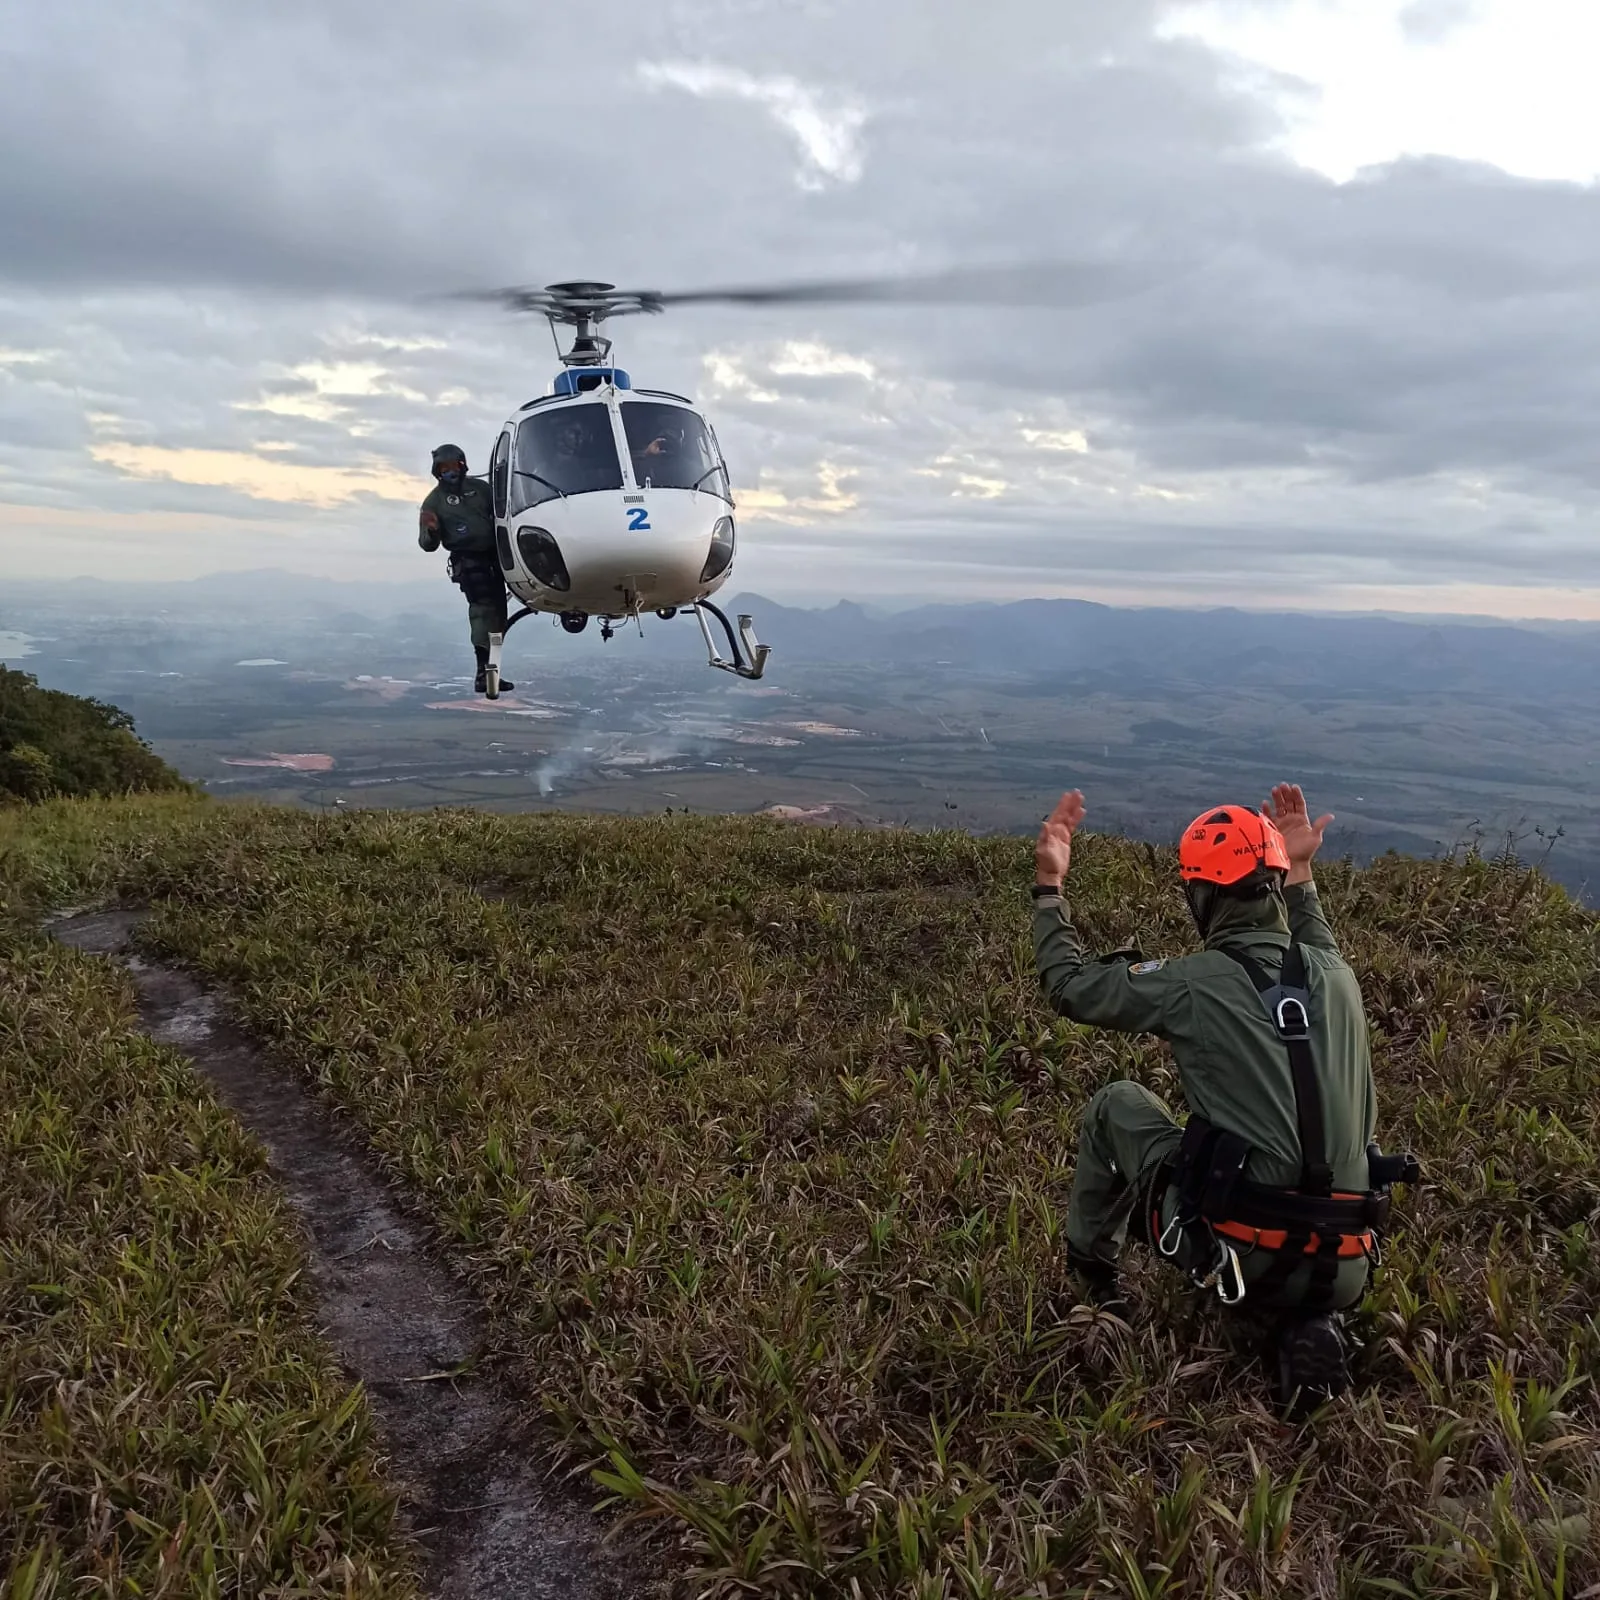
[1157, 1212, 1187, 1259]
[1215, 1242, 1247, 1305]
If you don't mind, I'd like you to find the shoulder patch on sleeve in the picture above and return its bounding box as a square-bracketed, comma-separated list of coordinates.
[1129, 959, 1168, 975]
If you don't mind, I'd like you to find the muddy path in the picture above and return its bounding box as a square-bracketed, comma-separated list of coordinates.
[52, 910, 652, 1600]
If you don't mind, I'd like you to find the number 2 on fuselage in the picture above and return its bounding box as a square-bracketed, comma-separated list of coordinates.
[626, 507, 651, 531]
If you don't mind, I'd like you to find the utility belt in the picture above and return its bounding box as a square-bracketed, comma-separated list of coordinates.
[447, 550, 505, 606]
[1147, 1118, 1419, 1308]
[1149, 937, 1421, 1309]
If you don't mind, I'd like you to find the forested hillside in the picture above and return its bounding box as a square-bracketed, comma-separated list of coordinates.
[0, 666, 186, 803]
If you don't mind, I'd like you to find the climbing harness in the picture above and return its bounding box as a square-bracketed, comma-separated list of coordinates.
[1149, 941, 1419, 1309]
[447, 549, 506, 606]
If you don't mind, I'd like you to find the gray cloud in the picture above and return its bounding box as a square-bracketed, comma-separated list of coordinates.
[1399, 0, 1481, 46]
[2, 0, 1599, 616]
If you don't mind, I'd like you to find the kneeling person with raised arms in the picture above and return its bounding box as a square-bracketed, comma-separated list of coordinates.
[1032, 784, 1417, 1417]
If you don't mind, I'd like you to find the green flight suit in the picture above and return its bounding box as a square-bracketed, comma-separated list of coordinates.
[1035, 880, 1377, 1310]
[419, 477, 506, 652]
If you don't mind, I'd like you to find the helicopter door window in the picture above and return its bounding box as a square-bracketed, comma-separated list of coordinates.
[490, 431, 510, 518]
[621, 402, 729, 499]
[511, 405, 623, 511]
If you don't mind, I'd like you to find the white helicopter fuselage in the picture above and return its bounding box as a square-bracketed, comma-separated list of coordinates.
[507, 484, 729, 616]
[488, 373, 736, 619]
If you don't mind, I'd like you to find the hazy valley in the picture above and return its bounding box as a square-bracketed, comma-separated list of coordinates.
[5, 572, 1596, 897]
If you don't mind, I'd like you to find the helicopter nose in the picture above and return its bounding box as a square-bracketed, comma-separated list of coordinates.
[505, 494, 733, 614]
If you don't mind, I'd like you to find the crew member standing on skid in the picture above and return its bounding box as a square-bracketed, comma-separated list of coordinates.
[1031, 784, 1404, 1418]
[418, 443, 514, 696]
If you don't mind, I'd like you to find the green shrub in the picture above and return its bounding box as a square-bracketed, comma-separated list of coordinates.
[0, 668, 186, 804]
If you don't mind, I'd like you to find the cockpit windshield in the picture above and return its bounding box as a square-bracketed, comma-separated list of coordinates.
[512, 405, 622, 510]
[621, 401, 729, 498]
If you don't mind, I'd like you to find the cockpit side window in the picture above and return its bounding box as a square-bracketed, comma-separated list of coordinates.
[620, 401, 729, 499]
[490, 431, 510, 518]
[511, 404, 623, 511]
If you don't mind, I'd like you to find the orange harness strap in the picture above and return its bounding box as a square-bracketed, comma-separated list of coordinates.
[1212, 1219, 1373, 1258]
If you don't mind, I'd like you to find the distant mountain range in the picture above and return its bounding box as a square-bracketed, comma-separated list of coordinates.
[723, 593, 1600, 699]
[8, 571, 1600, 700]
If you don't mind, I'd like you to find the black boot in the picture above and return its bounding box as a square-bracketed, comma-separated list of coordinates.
[1066, 1246, 1131, 1319]
[473, 646, 513, 696]
[1271, 1312, 1350, 1421]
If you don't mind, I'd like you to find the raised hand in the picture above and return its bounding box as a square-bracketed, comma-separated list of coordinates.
[1263, 782, 1332, 882]
[1036, 790, 1086, 887]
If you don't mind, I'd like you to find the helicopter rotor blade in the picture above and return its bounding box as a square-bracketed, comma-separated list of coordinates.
[450, 287, 552, 313]
[645, 260, 1164, 310]
[445, 260, 1168, 321]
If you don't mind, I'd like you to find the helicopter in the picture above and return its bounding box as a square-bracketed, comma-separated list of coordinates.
[454, 264, 1155, 698]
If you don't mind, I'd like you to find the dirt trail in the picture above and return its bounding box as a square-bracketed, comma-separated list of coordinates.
[52, 910, 648, 1600]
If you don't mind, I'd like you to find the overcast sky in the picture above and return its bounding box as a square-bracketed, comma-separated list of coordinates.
[4, 0, 1600, 617]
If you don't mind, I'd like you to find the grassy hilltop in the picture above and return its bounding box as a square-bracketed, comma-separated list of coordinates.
[0, 810, 418, 1598]
[3, 794, 1599, 1598]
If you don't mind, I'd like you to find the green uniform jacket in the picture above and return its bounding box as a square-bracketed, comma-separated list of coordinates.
[1034, 883, 1376, 1192]
[419, 477, 497, 558]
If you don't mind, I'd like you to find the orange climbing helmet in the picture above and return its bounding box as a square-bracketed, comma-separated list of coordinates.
[1178, 805, 1290, 886]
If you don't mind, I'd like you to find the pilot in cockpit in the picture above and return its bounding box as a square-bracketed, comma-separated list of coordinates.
[631, 422, 685, 484]
[553, 418, 589, 461]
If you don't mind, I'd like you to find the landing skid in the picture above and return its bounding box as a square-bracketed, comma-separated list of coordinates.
[483, 598, 770, 694]
[694, 600, 772, 680]
[483, 605, 534, 701]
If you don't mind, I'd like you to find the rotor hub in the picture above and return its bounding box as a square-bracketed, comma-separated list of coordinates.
[546, 280, 617, 299]
[482, 282, 664, 367]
